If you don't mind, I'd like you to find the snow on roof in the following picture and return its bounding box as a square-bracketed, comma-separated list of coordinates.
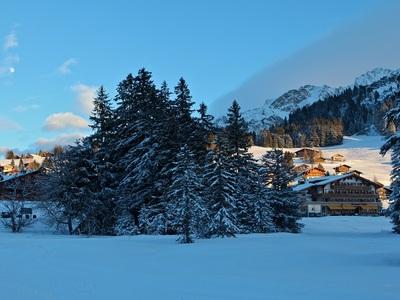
[293, 172, 384, 192]
[293, 174, 353, 192]
[0, 156, 45, 167]
[0, 170, 40, 183]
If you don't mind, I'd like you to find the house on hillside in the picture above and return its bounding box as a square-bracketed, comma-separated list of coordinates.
[294, 172, 388, 216]
[294, 164, 310, 175]
[0, 170, 43, 200]
[303, 166, 326, 179]
[294, 148, 322, 159]
[331, 153, 345, 162]
[334, 164, 352, 174]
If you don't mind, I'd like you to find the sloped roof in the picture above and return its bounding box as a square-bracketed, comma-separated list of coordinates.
[293, 173, 383, 192]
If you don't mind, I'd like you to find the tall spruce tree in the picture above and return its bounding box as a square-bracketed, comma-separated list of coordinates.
[40, 140, 99, 235]
[88, 86, 117, 234]
[380, 97, 400, 233]
[173, 78, 196, 147]
[261, 149, 302, 233]
[204, 146, 239, 238]
[191, 102, 215, 162]
[222, 100, 258, 232]
[224, 100, 251, 156]
[115, 69, 163, 234]
[165, 146, 207, 243]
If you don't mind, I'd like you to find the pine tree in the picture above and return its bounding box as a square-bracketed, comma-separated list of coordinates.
[380, 98, 400, 233]
[88, 86, 118, 235]
[261, 149, 302, 233]
[39, 139, 99, 235]
[165, 146, 207, 243]
[222, 101, 257, 232]
[90, 86, 114, 146]
[223, 100, 250, 156]
[114, 69, 162, 234]
[191, 102, 215, 163]
[236, 156, 274, 233]
[173, 77, 196, 147]
[204, 148, 239, 237]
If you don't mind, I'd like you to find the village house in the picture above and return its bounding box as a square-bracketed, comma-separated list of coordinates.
[0, 170, 43, 201]
[294, 172, 389, 216]
[0, 155, 45, 175]
[334, 164, 352, 174]
[293, 164, 310, 175]
[303, 166, 326, 179]
[331, 153, 345, 162]
[294, 148, 322, 159]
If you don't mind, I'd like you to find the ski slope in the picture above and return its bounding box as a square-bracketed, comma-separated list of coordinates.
[250, 135, 391, 186]
[0, 217, 398, 300]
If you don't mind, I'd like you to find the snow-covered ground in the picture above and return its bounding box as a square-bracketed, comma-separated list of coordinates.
[250, 135, 391, 186]
[0, 216, 399, 300]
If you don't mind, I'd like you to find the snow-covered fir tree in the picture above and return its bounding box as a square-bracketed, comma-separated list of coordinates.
[261, 149, 302, 233]
[223, 100, 251, 156]
[380, 97, 400, 233]
[40, 140, 99, 235]
[88, 86, 118, 235]
[165, 145, 207, 243]
[204, 146, 239, 238]
[114, 69, 164, 234]
[191, 102, 215, 163]
[222, 100, 260, 232]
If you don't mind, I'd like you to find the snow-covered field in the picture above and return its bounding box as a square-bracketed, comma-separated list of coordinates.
[0, 217, 399, 300]
[250, 135, 391, 186]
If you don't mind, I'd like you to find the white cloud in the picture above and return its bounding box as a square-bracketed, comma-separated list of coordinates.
[72, 83, 97, 114]
[32, 133, 86, 151]
[58, 58, 77, 75]
[12, 104, 40, 113]
[3, 31, 18, 51]
[43, 112, 88, 131]
[0, 116, 22, 131]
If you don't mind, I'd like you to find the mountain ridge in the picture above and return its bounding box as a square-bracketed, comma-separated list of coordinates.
[241, 67, 400, 133]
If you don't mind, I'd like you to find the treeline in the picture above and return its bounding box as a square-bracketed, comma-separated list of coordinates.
[255, 86, 398, 148]
[39, 68, 302, 243]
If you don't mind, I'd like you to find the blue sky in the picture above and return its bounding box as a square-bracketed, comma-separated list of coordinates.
[0, 0, 394, 153]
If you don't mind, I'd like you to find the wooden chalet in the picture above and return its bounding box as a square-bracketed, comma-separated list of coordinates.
[294, 164, 310, 175]
[294, 148, 322, 159]
[334, 164, 352, 174]
[294, 172, 388, 216]
[0, 170, 42, 201]
[331, 153, 345, 162]
[303, 166, 326, 179]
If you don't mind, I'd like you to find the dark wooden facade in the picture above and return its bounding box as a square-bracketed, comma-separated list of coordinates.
[303, 167, 326, 179]
[0, 170, 42, 200]
[295, 173, 387, 216]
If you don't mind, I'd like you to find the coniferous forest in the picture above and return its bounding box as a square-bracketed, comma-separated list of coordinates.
[255, 86, 399, 148]
[39, 68, 302, 242]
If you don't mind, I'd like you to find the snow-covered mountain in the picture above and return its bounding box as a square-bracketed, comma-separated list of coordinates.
[241, 68, 400, 132]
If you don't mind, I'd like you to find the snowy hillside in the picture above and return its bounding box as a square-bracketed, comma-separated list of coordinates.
[250, 134, 391, 186]
[0, 216, 398, 300]
[242, 85, 340, 131]
[242, 67, 400, 132]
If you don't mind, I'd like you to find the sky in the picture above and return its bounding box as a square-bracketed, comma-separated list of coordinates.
[0, 0, 397, 153]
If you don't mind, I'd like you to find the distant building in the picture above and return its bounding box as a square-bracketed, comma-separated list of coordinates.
[294, 148, 322, 159]
[303, 166, 326, 179]
[0, 170, 43, 200]
[331, 153, 345, 162]
[334, 164, 352, 174]
[294, 164, 310, 175]
[294, 173, 388, 216]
